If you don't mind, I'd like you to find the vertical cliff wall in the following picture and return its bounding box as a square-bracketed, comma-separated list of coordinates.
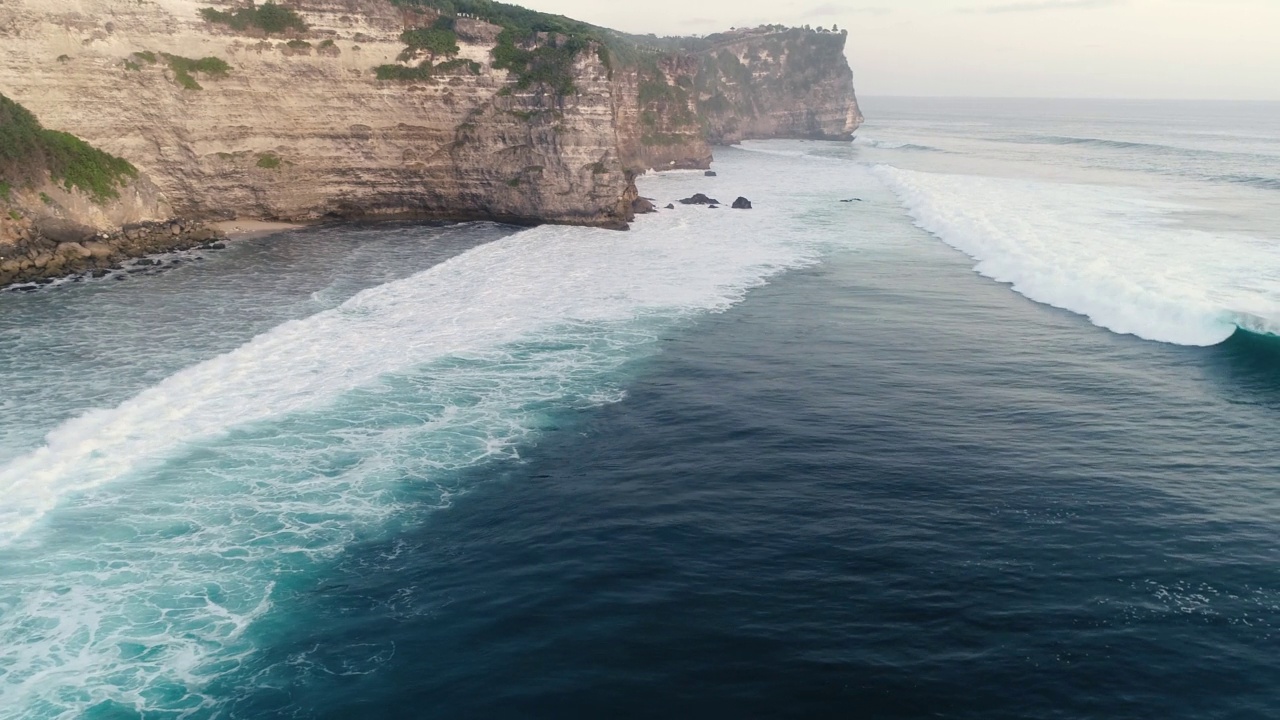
[612, 54, 712, 172]
[0, 0, 635, 227]
[694, 28, 863, 144]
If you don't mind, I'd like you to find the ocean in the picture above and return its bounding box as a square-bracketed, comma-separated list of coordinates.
[0, 97, 1277, 719]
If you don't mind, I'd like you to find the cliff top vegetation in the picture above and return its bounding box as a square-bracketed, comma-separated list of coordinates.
[199, 2, 308, 35]
[391, 0, 627, 93]
[0, 93, 138, 203]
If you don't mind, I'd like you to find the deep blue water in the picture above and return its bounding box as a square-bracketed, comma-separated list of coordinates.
[2, 99, 1279, 719]
[218, 233, 1280, 720]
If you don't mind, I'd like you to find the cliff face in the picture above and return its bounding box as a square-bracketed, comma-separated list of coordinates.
[694, 28, 863, 144]
[0, 90, 215, 286]
[0, 1, 861, 235]
[613, 55, 712, 172]
[0, 0, 634, 227]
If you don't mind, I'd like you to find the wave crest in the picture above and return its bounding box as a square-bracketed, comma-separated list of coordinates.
[875, 165, 1280, 346]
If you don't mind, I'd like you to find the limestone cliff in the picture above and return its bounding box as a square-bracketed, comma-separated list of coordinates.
[0, 1, 861, 239]
[613, 54, 712, 172]
[0, 91, 227, 286]
[0, 0, 634, 228]
[693, 27, 863, 145]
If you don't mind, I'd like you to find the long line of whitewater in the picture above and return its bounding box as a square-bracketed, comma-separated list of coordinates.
[0, 150, 857, 719]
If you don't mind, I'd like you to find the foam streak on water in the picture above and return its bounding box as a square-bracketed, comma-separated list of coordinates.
[874, 165, 1280, 346]
[0, 156, 841, 718]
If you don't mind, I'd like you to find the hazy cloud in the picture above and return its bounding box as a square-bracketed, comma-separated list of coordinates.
[965, 0, 1126, 13]
[805, 4, 891, 16]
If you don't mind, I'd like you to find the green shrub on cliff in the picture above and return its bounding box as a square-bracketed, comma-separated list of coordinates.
[41, 131, 138, 201]
[374, 62, 434, 81]
[199, 3, 308, 35]
[162, 53, 232, 90]
[401, 16, 460, 58]
[256, 152, 282, 169]
[492, 30, 586, 95]
[0, 93, 137, 203]
[392, 0, 610, 94]
[435, 58, 482, 74]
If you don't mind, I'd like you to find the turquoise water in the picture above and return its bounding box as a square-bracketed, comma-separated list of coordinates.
[1, 99, 1279, 718]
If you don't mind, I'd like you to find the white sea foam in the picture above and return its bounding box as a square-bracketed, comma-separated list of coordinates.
[875, 165, 1280, 346]
[854, 136, 908, 150]
[0, 151, 849, 718]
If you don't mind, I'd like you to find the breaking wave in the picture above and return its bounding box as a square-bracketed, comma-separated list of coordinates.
[0, 157, 842, 719]
[853, 136, 946, 153]
[875, 166, 1280, 346]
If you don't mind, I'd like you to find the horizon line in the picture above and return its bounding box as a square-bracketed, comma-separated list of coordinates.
[858, 94, 1280, 103]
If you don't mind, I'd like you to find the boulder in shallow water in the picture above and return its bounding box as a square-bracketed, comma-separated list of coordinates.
[665, 204, 675, 210]
[704, 170, 717, 177]
[679, 193, 719, 205]
[632, 197, 656, 214]
[732, 197, 752, 209]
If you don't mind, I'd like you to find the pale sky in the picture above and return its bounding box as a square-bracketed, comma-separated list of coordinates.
[515, 0, 1280, 100]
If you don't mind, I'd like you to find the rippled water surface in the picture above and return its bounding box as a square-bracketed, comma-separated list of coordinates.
[1, 99, 1278, 719]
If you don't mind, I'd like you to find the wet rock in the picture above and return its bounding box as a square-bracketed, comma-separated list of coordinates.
[202, 242, 227, 250]
[840, 198, 862, 203]
[134, 258, 158, 266]
[732, 197, 752, 209]
[665, 203, 675, 210]
[704, 170, 717, 177]
[631, 197, 656, 214]
[679, 193, 720, 205]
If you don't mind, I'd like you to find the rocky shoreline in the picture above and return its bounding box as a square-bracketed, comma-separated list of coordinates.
[0, 219, 226, 289]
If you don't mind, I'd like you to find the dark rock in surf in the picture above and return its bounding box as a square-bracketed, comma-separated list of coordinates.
[632, 197, 656, 214]
[732, 197, 752, 209]
[679, 193, 719, 205]
[665, 203, 675, 210]
[704, 170, 717, 177]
